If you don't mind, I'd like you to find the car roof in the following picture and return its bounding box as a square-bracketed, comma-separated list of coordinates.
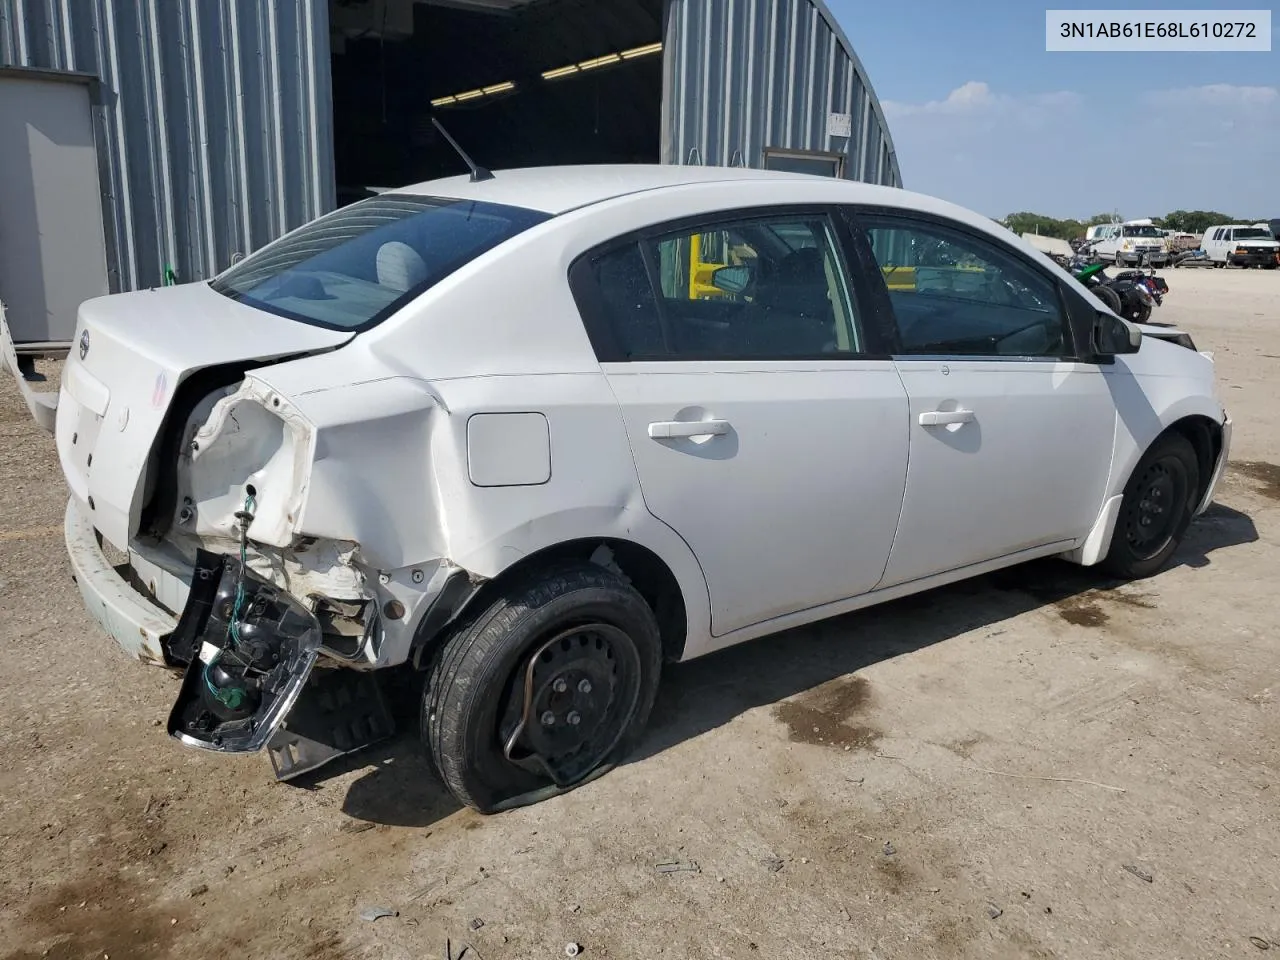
[388, 164, 889, 215]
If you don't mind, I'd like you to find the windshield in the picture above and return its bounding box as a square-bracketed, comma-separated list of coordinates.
[1233, 228, 1271, 240]
[211, 195, 550, 330]
[1122, 225, 1161, 237]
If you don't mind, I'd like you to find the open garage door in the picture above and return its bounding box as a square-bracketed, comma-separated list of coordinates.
[329, 0, 664, 202]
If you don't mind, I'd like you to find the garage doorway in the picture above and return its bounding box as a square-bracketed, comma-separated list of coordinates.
[329, 0, 664, 203]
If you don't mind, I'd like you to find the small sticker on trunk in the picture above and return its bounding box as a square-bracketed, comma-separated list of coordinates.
[152, 371, 168, 408]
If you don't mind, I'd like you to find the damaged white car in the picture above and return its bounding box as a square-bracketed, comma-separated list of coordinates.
[42, 165, 1230, 813]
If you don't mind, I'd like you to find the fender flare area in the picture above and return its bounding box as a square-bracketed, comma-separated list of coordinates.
[1065, 412, 1228, 567]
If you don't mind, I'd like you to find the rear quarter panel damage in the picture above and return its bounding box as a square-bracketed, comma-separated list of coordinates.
[181, 359, 711, 667]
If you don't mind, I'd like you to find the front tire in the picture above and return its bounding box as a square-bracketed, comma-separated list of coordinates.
[1103, 433, 1201, 579]
[422, 562, 661, 813]
[1091, 284, 1122, 314]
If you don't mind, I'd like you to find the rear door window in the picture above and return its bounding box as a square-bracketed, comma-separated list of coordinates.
[211, 195, 549, 330]
[572, 214, 863, 360]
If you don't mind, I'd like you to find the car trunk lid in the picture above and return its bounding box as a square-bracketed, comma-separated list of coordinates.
[56, 282, 353, 550]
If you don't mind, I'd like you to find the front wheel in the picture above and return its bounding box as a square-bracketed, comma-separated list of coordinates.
[1091, 284, 1122, 314]
[422, 562, 662, 813]
[1103, 433, 1201, 579]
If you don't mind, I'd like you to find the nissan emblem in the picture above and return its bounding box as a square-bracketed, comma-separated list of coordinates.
[78, 330, 90, 360]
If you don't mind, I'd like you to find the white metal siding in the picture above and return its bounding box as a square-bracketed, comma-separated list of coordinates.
[0, 0, 334, 293]
[664, 0, 901, 187]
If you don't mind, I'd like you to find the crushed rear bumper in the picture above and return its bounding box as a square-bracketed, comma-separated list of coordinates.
[64, 497, 175, 665]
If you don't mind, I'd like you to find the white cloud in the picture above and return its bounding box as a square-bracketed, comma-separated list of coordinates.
[1145, 83, 1278, 107]
[883, 81, 1079, 120]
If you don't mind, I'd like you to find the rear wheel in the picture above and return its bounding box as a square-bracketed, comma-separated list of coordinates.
[1103, 433, 1201, 579]
[1125, 296, 1152, 324]
[1091, 285, 1122, 314]
[421, 562, 661, 813]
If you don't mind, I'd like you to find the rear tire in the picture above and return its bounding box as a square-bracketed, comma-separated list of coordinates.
[1102, 433, 1201, 579]
[1126, 297, 1152, 324]
[421, 562, 661, 813]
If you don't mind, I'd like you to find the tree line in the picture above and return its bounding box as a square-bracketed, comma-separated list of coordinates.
[1000, 210, 1269, 241]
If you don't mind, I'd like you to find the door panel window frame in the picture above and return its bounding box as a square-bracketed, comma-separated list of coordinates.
[835, 204, 1096, 362]
[567, 204, 898, 363]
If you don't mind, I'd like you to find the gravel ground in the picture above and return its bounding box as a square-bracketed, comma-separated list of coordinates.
[0, 266, 1277, 960]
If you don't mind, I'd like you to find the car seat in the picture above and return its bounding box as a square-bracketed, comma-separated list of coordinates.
[739, 247, 835, 354]
[376, 241, 429, 293]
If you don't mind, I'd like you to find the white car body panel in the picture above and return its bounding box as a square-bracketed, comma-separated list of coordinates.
[55, 284, 351, 549]
[46, 166, 1228, 691]
[880, 359, 1116, 586]
[604, 359, 909, 636]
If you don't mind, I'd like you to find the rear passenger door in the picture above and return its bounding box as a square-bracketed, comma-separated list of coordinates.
[845, 208, 1118, 587]
[569, 208, 910, 638]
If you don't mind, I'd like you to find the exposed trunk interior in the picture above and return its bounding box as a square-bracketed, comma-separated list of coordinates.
[329, 0, 665, 205]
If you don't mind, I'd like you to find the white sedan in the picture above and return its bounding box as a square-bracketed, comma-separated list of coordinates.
[44, 165, 1230, 813]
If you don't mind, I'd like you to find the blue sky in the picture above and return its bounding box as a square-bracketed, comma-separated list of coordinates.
[825, 0, 1279, 220]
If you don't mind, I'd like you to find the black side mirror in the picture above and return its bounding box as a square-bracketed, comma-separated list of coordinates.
[710, 264, 752, 295]
[1093, 310, 1142, 356]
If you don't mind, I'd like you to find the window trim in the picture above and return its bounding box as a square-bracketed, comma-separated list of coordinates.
[567, 204, 896, 363]
[761, 147, 846, 178]
[838, 204, 1089, 363]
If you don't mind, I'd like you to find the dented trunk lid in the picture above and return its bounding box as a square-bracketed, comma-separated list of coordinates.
[55, 282, 353, 550]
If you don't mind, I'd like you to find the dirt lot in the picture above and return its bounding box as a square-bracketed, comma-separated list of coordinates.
[1, 265, 1277, 960]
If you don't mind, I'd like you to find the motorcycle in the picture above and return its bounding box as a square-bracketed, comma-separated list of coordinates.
[1069, 257, 1156, 323]
[1115, 266, 1167, 308]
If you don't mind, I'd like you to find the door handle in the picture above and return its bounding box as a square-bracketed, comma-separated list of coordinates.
[648, 419, 731, 440]
[918, 409, 974, 426]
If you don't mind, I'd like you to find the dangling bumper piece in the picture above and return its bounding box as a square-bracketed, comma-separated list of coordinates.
[166, 549, 323, 753]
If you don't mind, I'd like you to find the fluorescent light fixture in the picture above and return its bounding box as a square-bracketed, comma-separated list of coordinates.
[620, 42, 663, 59]
[432, 80, 517, 107]
[541, 64, 579, 80]
[578, 53, 621, 70]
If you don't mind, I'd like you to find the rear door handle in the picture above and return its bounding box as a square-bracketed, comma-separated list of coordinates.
[918, 409, 975, 426]
[648, 419, 731, 440]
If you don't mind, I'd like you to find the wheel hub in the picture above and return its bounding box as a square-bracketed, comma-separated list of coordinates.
[1125, 461, 1183, 555]
[501, 624, 641, 787]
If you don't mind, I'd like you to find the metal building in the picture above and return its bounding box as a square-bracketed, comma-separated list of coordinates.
[0, 0, 900, 348]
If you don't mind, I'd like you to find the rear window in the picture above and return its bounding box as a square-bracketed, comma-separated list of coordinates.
[210, 195, 549, 330]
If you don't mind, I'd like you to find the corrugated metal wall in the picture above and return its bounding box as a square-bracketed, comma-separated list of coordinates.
[663, 0, 901, 187]
[0, 0, 333, 294]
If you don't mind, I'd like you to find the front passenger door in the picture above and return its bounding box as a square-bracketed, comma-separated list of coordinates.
[851, 210, 1118, 587]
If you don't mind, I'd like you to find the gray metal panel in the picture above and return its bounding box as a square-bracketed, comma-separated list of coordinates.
[663, 0, 901, 187]
[0, 0, 334, 296]
[0, 72, 110, 342]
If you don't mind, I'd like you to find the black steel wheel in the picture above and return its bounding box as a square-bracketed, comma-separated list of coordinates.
[421, 562, 661, 813]
[1103, 432, 1201, 579]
